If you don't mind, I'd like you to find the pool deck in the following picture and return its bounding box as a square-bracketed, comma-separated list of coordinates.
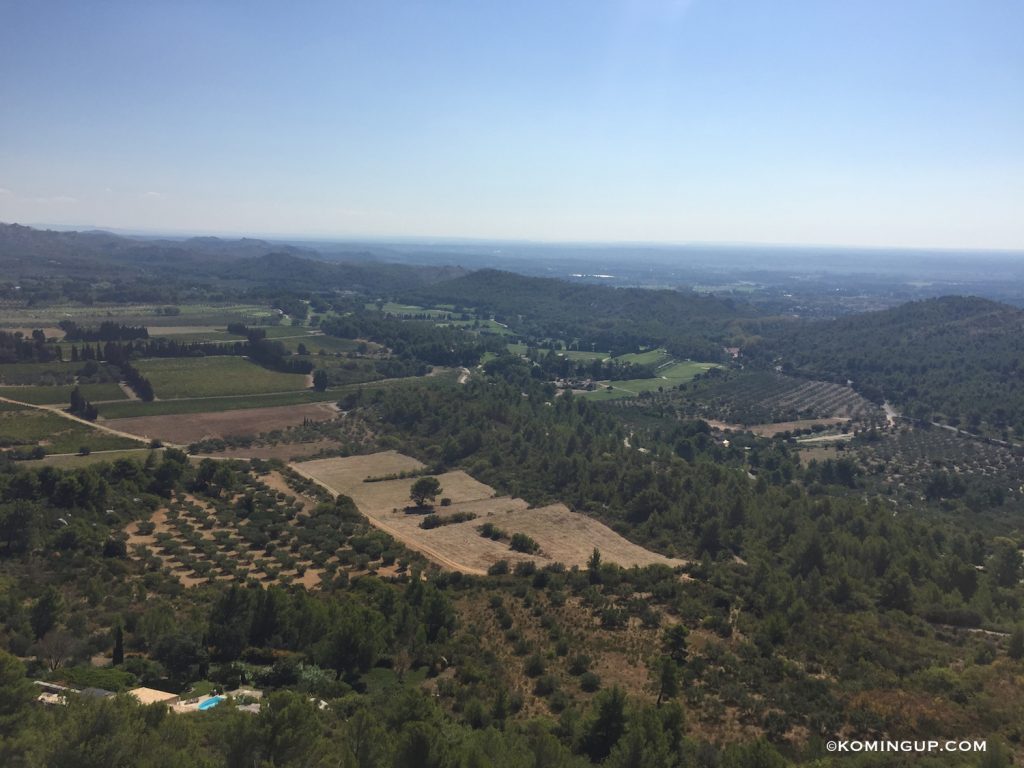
[171, 687, 263, 714]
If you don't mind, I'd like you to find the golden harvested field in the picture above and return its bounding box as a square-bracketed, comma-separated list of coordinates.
[746, 417, 849, 437]
[107, 402, 340, 444]
[482, 504, 685, 569]
[340, 470, 496, 513]
[296, 450, 426, 486]
[293, 452, 685, 574]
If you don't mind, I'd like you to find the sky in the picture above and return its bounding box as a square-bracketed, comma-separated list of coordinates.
[1, 0, 1022, 249]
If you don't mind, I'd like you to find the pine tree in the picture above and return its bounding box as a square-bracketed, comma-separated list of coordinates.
[655, 656, 679, 707]
[1009, 625, 1024, 661]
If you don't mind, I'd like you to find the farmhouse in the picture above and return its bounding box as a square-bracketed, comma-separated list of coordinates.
[128, 687, 180, 706]
[33, 680, 115, 706]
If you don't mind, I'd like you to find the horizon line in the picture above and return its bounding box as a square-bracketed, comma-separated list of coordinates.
[7, 220, 1024, 256]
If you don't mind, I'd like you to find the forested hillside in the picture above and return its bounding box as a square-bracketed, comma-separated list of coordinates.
[747, 297, 1024, 437]
[226, 252, 466, 294]
[3, 368, 1023, 766]
[409, 270, 752, 358]
[0, 224, 463, 302]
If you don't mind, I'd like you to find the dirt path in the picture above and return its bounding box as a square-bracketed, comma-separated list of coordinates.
[883, 401, 899, 427]
[0, 394, 154, 445]
[118, 381, 140, 401]
[795, 433, 852, 444]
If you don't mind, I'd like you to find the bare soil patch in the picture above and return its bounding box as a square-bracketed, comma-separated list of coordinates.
[107, 402, 340, 444]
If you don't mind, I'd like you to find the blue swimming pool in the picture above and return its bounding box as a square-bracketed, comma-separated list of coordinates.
[198, 696, 224, 711]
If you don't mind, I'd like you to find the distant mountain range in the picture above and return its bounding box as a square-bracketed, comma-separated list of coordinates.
[0, 222, 464, 289]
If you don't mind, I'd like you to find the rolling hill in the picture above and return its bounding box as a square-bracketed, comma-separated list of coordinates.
[748, 296, 1024, 435]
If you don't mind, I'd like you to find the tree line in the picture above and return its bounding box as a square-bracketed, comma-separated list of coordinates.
[59, 320, 150, 342]
[320, 312, 502, 367]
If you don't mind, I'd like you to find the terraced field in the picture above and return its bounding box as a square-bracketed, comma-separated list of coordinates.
[669, 371, 881, 425]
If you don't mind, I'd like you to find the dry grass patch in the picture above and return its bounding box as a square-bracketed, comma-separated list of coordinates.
[343, 471, 494, 514]
[483, 504, 685, 569]
[747, 417, 849, 437]
[298, 450, 426, 487]
[292, 452, 686, 574]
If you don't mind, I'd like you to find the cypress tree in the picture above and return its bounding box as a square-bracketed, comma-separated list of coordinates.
[112, 622, 124, 666]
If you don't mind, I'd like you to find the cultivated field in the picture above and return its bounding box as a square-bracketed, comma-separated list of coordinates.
[747, 418, 850, 437]
[613, 348, 672, 366]
[0, 404, 141, 455]
[0, 302, 275, 328]
[849, 426, 1024, 507]
[292, 452, 686, 574]
[0, 361, 80, 385]
[96, 389, 340, 418]
[507, 343, 610, 361]
[671, 371, 880, 426]
[135, 356, 310, 399]
[0, 382, 126, 405]
[586, 360, 722, 400]
[107, 401, 341, 444]
[124, 470, 410, 590]
[144, 329, 247, 344]
[22, 447, 159, 469]
[146, 326, 224, 335]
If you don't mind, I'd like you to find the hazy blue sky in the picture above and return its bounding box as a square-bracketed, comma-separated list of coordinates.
[1, 0, 1021, 248]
